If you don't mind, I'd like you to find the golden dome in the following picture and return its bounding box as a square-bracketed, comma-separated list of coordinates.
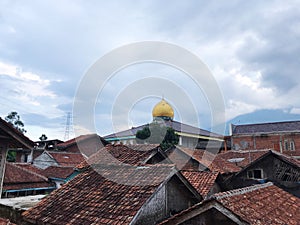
[152, 99, 174, 119]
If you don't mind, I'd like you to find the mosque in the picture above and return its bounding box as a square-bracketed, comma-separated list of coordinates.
[104, 98, 225, 149]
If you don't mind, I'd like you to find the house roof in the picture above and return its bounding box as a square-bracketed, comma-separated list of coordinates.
[166, 147, 270, 174]
[77, 144, 160, 169]
[104, 120, 223, 140]
[3, 163, 54, 191]
[160, 182, 300, 225]
[232, 120, 300, 135]
[181, 171, 219, 198]
[56, 134, 108, 149]
[42, 166, 75, 179]
[0, 117, 34, 149]
[46, 151, 86, 167]
[234, 150, 300, 178]
[213, 182, 300, 224]
[23, 164, 176, 224]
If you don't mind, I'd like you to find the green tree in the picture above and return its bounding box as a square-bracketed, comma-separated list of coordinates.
[39, 134, 48, 141]
[5, 111, 26, 133]
[136, 123, 179, 150]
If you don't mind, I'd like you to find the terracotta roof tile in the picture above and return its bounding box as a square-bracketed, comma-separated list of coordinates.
[3, 163, 54, 191]
[168, 147, 270, 174]
[0, 117, 34, 149]
[77, 144, 159, 169]
[160, 183, 300, 225]
[181, 171, 219, 198]
[57, 134, 105, 148]
[42, 166, 74, 179]
[214, 182, 300, 225]
[23, 164, 175, 224]
[47, 151, 85, 167]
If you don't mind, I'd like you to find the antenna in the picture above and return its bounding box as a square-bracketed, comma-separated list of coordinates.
[64, 112, 71, 140]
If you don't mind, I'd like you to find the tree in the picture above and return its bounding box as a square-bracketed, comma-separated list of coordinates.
[136, 122, 179, 150]
[5, 111, 26, 133]
[39, 134, 48, 141]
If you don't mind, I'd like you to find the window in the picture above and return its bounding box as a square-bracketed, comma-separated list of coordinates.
[247, 169, 263, 179]
[284, 140, 289, 151]
[290, 140, 295, 151]
[283, 139, 296, 151]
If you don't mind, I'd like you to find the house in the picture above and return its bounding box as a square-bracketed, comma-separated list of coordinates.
[104, 99, 225, 150]
[34, 139, 64, 151]
[22, 164, 202, 225]
[225, 150, 300, 197]
[41, 166, 75, 189]
[56, 134, 108, 156]
[10, 163, 75, 189]
[231, 120, 300, 158]
[165, 146, 268, 175]
[2, 163, 55, 198]
[0, 118, 34, 197]
[33, 151, 85, 169]
[77, 143, 166, 169]
[159, 182, 300, 225]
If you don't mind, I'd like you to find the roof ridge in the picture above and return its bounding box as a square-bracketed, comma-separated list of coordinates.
[214, 182, 274, 199]
[233, 120, 300, 127]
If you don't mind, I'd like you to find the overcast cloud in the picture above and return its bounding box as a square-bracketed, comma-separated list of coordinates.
[0, 0, 300, 140]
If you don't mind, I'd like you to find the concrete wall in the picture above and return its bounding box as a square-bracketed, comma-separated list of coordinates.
[33, 152, 58, 169]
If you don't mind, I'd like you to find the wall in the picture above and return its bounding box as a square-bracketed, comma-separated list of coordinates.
[132, 176, 199, 225]
[229, 154, 300, 196]
[232, 133, 300, 157]
[33, 152, 58, 169]
[132, 185, 166, 225]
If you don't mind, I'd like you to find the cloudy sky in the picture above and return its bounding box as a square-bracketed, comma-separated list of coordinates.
[0, 0, 300, 141]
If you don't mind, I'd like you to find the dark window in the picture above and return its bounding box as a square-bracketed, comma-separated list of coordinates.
[247, 169, 263, 179]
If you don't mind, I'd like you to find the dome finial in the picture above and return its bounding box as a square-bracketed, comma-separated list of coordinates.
[152, 98, 174, 121]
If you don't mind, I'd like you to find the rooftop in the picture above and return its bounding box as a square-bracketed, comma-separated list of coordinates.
[77, 144, 160, 169]
[160, 182, 300, 225]
[23, 164, 175, 224]
[181, 171, 219, 198]
[214, 182, 300, 224]
[232, 120, 300, 135]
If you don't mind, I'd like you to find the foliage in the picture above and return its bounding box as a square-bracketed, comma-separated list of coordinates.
[7, 151, 16, 162]
[39, 134, 48, 141]
[5, 111, 27, 133]
[136, 122, 179, 150]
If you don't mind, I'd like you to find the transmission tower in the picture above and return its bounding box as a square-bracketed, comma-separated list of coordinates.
[64, 112, 71, 140]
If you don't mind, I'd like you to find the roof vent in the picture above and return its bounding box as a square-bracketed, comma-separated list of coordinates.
[227, 158, 245, 163]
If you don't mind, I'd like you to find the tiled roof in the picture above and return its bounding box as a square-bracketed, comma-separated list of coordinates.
[47, 151, 86, 167]
[23, 164, 175, 224]
[13, 163, 44, 175]
[104, 120, 222, 139]
[3, 163, 54, 191]
[77, 144, 159, 169]
[160, 182, 300, 225]
[57, 134, 107, 148]
[14, 163, 75, 179]
[214, 182, 300, 225]
[167, 147, 270, 174]
[181, 171, 219, 198]
[232, 120, 300, 135]
[42, 166, 74, 179]
[0, 117, 34, 149]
